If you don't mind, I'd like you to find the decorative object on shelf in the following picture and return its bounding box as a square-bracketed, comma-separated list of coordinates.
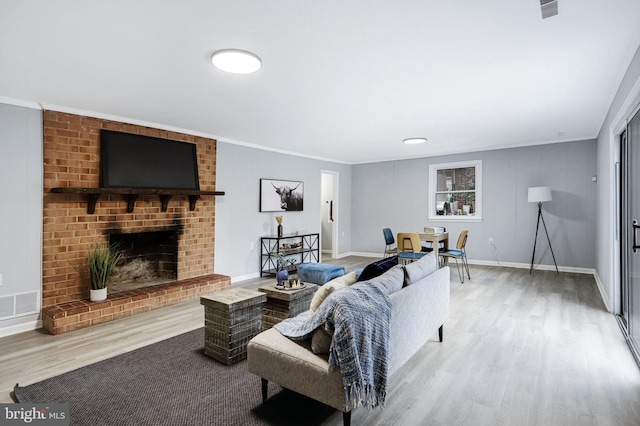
[87, 244, 123, 301]
[275, 215, 283, 238]
[281, 242, 303, 250]
[260, 178, 304, 212]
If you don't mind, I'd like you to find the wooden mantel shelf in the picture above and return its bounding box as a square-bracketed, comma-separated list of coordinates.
[50, 187, 225, 214]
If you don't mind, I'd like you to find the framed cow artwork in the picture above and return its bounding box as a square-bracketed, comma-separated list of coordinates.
[260, 179, 304, 212]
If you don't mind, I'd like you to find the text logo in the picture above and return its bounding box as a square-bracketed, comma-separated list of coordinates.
[1, 404, 69, 425]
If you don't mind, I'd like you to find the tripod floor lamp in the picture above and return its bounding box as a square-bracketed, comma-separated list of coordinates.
[528, 186, 559, 274]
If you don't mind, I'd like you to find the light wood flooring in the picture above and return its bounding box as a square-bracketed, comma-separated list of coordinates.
[1, 258, 640, 426]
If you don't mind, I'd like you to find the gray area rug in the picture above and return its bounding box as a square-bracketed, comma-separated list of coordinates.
[13, 328, 335, 426]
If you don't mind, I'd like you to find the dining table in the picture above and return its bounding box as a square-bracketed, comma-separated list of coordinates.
[418, 232, 449, 267]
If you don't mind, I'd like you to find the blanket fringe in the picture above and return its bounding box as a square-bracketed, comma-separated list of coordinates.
[344, 383, 387, 411]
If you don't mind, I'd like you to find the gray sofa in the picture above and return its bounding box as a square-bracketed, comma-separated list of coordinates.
[247, 253, 450, 426]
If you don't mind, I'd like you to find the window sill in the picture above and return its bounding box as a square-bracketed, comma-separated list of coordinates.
[428, 216, 483, 223]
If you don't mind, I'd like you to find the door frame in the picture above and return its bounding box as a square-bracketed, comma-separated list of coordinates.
[614, 99, 640, 367]
[610, 75, 640, 316]
[321, 170, 339, 260]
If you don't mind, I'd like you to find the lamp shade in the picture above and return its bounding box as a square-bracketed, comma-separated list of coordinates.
[528, 186, 552, 203]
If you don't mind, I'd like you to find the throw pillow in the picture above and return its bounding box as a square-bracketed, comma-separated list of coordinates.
[309, 271, 358, 315]
[367, 265, 405, 294]
[356, 256, 399, 282]
[311, 327, 332, 354]
[403, 252, 437, 286]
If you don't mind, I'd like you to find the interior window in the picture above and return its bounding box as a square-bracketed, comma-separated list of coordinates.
[429, 160, 482, 222]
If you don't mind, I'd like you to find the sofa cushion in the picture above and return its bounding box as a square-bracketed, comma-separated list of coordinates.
[367, 265, 404, 294]
[403, 252, 437, 286]
[311, 327, 332, 354]
[309, 271, 358, 315]
[356, 256, 398, 282]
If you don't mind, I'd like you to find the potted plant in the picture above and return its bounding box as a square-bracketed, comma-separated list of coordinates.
[274, 251, 296, 286]
[87, 244, 122, 301]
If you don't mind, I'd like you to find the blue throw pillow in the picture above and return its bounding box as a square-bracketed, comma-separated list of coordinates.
[357, 256, 399, 282]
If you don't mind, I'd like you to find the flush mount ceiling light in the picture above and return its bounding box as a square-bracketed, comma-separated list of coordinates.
[403, 137, 427, 145]
[211, 49, 262, 74]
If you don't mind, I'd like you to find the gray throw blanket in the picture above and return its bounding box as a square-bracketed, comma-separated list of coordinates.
[274, 282, 392, 410]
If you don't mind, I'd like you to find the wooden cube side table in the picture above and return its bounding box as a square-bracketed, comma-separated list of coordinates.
[258, 283, 317, 331]
[200, 288, 266, 365]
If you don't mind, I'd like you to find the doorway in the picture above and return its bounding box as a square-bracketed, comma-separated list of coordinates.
[321, 171, 339, 260]
[619, 108, 640, 365]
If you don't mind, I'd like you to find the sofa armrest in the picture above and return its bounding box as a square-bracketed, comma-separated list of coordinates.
[247, 328, 346, 411]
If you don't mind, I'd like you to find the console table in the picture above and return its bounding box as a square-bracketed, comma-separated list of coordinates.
[260, 233, 319, 277]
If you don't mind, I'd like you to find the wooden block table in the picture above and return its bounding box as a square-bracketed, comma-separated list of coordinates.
[258, 283, 317, 331]
[200, 288, 266, 365]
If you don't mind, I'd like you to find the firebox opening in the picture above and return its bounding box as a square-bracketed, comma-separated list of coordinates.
[108, 229, 179, 293]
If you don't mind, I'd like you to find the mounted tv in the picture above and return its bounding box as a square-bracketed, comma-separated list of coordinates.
[100, 130, 200, 190]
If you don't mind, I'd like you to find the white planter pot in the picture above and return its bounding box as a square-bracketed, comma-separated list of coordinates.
[90, 288, 107, 302]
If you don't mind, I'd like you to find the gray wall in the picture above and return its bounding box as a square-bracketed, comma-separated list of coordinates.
[0, 102, 43, 331]
[352, 140, 597, 270]
[214, 142, 352, 280]
[596, 43, 640, 311]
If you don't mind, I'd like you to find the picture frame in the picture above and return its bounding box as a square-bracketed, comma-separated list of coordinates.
[260, 179, 304, 212]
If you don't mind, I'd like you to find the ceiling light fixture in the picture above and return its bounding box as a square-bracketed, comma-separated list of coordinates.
[211, 49, 262, 74]
[403, 137, 427, 145]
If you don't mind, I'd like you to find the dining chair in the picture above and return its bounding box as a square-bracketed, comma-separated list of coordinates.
[383, 228, 398, 258]
[439, 230, 470, 283]
[397, 232, 427, 265]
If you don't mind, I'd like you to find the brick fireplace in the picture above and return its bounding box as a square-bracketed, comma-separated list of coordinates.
[41, 110, 230, 334]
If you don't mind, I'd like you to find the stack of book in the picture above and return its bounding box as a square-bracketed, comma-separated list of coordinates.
[423, 227, 445, 234]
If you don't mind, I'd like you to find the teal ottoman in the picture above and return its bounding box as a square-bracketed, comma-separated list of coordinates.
[297, 263, 345, 285]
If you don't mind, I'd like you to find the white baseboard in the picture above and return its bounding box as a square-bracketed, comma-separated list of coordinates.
[344, 253, 596, 275]
[467, 259, 596, 275]
[0, 320, 42, 338]
[231, 272, 260, 283]
[344, 251, 381, 258]
[592, 270, 612, 312]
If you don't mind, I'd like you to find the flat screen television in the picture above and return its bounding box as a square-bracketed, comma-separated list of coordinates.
[100, 130, 200, 190]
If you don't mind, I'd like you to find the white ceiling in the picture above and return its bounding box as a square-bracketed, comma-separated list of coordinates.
[2, 1, 640, 164]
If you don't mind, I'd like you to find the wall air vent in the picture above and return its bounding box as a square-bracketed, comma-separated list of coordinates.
[15, 292, 38, 315]
[541, 0, 558, 19]
[0, 292, 40, 319]
[0, 296, 13, 319]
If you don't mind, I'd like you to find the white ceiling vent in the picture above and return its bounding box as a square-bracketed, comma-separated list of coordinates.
[541, 0, 558, 19]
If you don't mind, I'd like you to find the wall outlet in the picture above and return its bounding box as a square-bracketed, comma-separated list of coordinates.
[249, 242, 255, 250]
[488, 237, 494, 245]
[0, 273, 3, 286]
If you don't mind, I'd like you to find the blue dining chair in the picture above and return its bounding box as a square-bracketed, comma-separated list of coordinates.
[439, 230, 470, 283]
[383, 228, 398, 258]
[397, 232, 427, 265]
